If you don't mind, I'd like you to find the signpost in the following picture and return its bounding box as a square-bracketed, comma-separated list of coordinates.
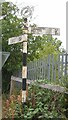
[8, 35, 27, 45]
[31, 27, 60, 36]
[8, 27, 60, 45]
[8, 6, 60, 110]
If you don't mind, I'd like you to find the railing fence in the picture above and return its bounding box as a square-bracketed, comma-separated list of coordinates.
[13, 54, 68, 85]
[11, 54, 68, 94]
[27, 54, 68, 85]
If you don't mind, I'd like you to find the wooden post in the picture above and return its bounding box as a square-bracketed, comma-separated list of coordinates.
[10, 79, 14, 95]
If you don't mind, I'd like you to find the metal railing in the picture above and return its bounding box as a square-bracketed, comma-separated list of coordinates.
[13, 54, 68, 86]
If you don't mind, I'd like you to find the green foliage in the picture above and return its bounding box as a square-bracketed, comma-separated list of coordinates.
[1, 2, 23, 73]
[1, 2, 23, 93]
[2, 69, 11, 93]
[28, 34, 62, 62]
[2, 84, 68, 119]
[35, 75, 68, 89]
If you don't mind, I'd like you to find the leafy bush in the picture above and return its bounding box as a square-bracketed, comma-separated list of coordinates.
[2, 83, 68, 119]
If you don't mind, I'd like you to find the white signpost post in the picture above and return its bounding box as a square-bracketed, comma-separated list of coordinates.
[8, 6, 60, 110]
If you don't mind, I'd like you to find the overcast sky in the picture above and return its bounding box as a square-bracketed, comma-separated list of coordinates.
[5, 0, 67, 49]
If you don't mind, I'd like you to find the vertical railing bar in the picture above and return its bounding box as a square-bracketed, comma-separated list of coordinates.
[47, 54, 50, 82]
[36, 60, 38, 80]
[41, 59, 43, 80]
[43, 57, 46, 80]
[34, 61, 35, 80]
[58, 54, 60, 83]
[53, 55, 56, 82]
[52, 54, 54, 82]
[65, 53, 67, 75]
[61, 54, 64, 84]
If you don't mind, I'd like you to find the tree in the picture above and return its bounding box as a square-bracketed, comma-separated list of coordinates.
[28, 34, 62, 61]
[2, 2, 23, 73]
[1, 2, 23, 92]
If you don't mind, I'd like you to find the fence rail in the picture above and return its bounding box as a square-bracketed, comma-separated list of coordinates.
[10, 76, 68, 95]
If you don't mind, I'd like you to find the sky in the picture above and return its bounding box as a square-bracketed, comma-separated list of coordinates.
[5, 0, 67, 50]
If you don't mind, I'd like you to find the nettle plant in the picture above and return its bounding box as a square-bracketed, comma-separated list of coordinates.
[2, 82, 67, 119]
